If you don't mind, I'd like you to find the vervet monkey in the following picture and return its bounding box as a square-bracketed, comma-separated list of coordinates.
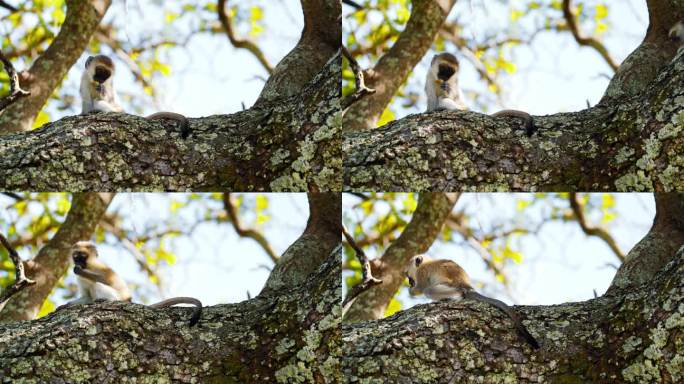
[425, 53, 536, 136]
[406, 254, 539, 349]
[67, 241, 202, 326]
[80, 55, 190, 138]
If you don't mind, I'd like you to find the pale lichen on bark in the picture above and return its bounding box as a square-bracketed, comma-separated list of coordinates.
[342, 246, 684, 383]
[344, 50, 684, 192]
[0, 53, 341, 192]
[0, 247, 342, 383]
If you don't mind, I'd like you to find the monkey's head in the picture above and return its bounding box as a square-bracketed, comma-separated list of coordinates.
[405, 254, 432, 289]
[85, 55, 115, 84]
[71, 241, 98, 268]
[431, 53, 459, 83]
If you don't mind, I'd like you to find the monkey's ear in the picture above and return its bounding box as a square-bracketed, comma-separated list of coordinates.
[85, 56, 94, 68]
[414, 256, 423, 267]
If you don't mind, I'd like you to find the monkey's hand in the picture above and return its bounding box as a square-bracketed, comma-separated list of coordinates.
[74, 265, 84, 275]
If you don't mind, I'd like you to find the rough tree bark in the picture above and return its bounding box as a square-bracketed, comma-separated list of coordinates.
[0, 193, 341, 383]
[0, 0, 112, 134]
[256, 0, 341, 104]
[342, 193, 684, 383]
[0, 193, 113, 322]
[343, 0, 456, 132]
[344, 48, 684, 191]
[344, 0, 684, 192]
[262, 193, 341, 294]
[0, 53, 341, 191]
[344, 193, 459, 322]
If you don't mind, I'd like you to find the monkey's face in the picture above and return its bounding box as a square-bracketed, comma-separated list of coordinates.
[93, 66, 112, 84]
[71, 242, 96, 268]
[436, 63, 456, 82]
[405, 255, 425, 287]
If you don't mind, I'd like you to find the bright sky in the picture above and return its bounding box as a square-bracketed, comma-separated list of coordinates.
[343, 193, 655, 310]
[0, 193, 309, 307]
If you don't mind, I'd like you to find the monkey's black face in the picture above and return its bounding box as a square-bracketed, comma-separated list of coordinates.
[437, 63, 456, 81]
[93, 66, 112, 83]
[407, 275, 416, 287]
[72, 251, 88, 268]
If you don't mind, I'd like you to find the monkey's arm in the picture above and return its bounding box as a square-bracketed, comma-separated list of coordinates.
[73, 266, 109, 285]
[491, 110, 535, 137]
[149, 296, 202, 327]
[146, 111, 190, 139]
[464, 290, 539, 349]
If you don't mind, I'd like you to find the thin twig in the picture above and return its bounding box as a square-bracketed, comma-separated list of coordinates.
[0, 49, 30, 112]
[0, 1, 17, 12]
[342, 0, 362, 10]
[0, 232, 36, 305]
[1, 192, 23, 201]
[568, 193, 625, 262]
[217, 0, 273, 74]
[223, 193, 279, 263]
[561, 0, 619, 72]
[341, 45, 375, 110]
[342, 225, 382, 314]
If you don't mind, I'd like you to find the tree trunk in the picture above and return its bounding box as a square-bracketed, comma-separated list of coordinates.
[0, 53, 341, 192]
[343, 49, 684, 191]
[342, 193, 684, 383]
[0, 246, 341, 383]
[256, 0, 341, 104]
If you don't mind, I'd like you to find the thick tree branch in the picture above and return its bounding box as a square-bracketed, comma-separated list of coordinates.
[343, 245, 684, 382]
[261, 193, 341, 295]
[344, 51, 684, 191]
[344, 193, 459, 322]
[255, 0, 340, 104]
[608, 193, 684, 293]
[0, 49, 30, 112]
[343, 0, 457, 132]
[0, 245, 341, 382]
[602, 0, 683, 101]
[343, 194, 684, 383]
[0, 233, 36, 307]
[0, 193, 113, 322]
[561, 0, 619, 72]
[223, 193, 279, 263]
[0, 52, 341, 191]
[0, 0, 112, 134]
[217, 0, 274, 75]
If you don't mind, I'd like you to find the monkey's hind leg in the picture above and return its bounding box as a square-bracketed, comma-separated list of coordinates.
[91, 282, 122, 301]
[424, 284, 465, 301]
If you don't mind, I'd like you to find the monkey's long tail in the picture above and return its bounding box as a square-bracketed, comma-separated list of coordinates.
[491, 110, 535, 137]
[150, 297, 203, 327]
[464, 291, 540, 349]
[146, 111, 190, 139]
